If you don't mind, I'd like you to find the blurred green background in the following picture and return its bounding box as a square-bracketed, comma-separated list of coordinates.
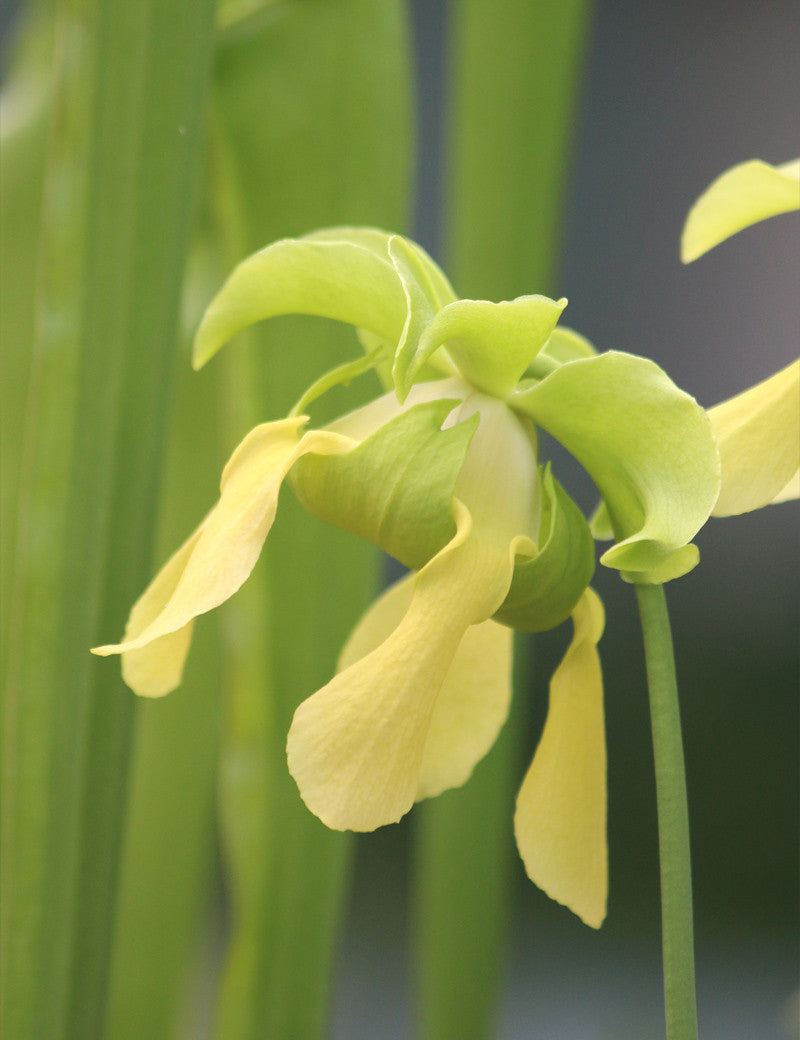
[1, 2, 797, 1039]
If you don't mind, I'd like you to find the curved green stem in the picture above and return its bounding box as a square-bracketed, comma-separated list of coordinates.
[635, 583, 699, 1040]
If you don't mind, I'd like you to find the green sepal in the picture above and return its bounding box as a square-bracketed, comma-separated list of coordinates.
[511, 351, 720, 583]
[192, 229, 407, 368]
[290, 400, 479, 570]
[389, 235, 459, 400]
[493, 466, 595, 632]
[396, 293, 567, 402]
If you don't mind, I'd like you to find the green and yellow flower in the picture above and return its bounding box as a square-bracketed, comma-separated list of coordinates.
[94, 159, 798, 930]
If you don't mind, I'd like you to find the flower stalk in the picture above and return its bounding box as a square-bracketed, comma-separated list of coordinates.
[636, 583, 698, 1040]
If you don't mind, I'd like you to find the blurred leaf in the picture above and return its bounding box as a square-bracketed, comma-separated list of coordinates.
[204, 2, 413, 1037]
[103, 329, 224, 1040]
[413, 2, 594, 1038]
[0, 2, 216, 1039]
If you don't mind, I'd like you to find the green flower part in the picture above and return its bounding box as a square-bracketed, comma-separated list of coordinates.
[94, 217, 795, 929]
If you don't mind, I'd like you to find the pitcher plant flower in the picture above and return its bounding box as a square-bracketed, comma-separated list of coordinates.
[94, 160, 798, 934]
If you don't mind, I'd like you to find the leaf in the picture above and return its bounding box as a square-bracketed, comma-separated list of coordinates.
[205, 4, 414, 1037]
[0, 3, 217, 1040]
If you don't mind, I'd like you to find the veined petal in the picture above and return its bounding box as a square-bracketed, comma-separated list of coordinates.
[291, 395, 478, 570]
[681, 158, 800, 263]
[708, 359, 800, 516]
[336, 572, 514, 802]
[286, 501, 520, 831]
[514, 587, 607, 928]
[192, 231, 407, 368]
[512, 351, 721, 582]
[92, 418, 354, 695]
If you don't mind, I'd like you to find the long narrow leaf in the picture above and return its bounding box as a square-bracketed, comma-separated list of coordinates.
[0, 2, 216, 1038]
[414, 3, 594, 1037]
[205, 3, 413, 1037]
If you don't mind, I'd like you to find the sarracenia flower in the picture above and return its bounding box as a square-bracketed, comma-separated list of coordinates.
[94, 182, 797, 928]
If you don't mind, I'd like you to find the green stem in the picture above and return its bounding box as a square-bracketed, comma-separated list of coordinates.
[635, 583, 699, 1040]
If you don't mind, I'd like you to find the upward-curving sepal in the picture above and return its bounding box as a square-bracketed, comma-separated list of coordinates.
[192, 229, 408, 368]
[511, 351, 721, 583]
[681, 158, 800, 263]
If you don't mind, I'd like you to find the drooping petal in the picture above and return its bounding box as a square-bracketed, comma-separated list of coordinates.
[336, 572, 514, 802]
[514, 587, 607, 928]
[512, 351, 721, 582]
[119, 530, 202, 696]
[92, 418, 354, 694]
[708, 359, 800, 516]
[287, 392, 537, 830]
[681, 158, 800, 263]
[286, 498, 521, 832]
[192, 232, 407, 368]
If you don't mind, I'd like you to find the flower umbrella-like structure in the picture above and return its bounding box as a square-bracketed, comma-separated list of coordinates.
[94, 162, 798, 941]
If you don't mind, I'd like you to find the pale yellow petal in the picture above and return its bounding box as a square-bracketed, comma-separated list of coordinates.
[681, 158, 800, 262]
[514, 587, 607, 928]
[92, 418, 354, 694]
[119, 532, 201, 696]
[417, 616, 512, 799]
[91, 521, 204, 695]
[708, 360, 800, 516]
[287, 502, 518, 831]
[337, 571, 514, 803]
[771, 467, 799, 505]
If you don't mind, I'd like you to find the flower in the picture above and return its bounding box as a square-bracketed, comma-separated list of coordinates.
[94, 164, 797, 929]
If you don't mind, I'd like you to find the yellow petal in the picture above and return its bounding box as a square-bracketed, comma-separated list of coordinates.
[337, 571, 514, 803]
[92, 417, 353, 695]
[771, 468, 799, 505]
[681, 158, 800, 262]
[514, 587, 607, 928]
[708, 360, 800, 516]
[120, 532, 201, 696]
[286, 502, 519, 831]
